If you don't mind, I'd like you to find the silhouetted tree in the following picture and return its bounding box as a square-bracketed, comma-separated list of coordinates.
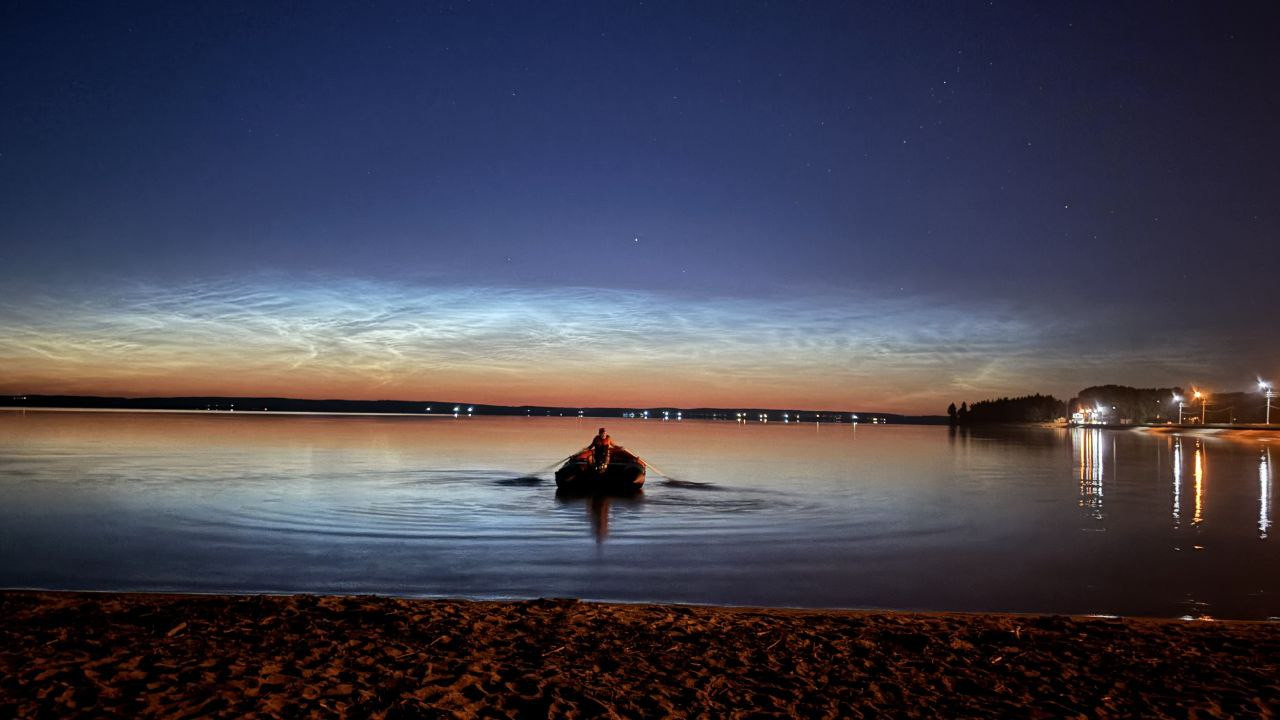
[957, 402, 970, 424]
[947, 402, 958, 425]
[959, 394, 1065, 424]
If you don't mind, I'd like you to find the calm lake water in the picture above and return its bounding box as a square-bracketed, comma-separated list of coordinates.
[1, 409, 1277, 619]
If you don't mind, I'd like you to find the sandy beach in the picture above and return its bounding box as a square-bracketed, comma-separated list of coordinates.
[2, 592, 1278, 718]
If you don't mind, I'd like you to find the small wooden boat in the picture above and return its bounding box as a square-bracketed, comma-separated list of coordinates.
[554, 446, 646, 494]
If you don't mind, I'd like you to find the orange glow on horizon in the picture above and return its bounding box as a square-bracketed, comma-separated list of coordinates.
[0, 367, 931, 414]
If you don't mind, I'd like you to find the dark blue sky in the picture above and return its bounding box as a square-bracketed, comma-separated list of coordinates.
[2, 2, 1277, 410]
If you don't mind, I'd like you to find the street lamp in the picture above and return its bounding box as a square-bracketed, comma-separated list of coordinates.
[1172, 393, 1186, 424]
[1193, 390, 1207, 425]
[1262, 381, 1275, 425]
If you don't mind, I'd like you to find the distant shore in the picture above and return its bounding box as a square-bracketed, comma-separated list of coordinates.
[2, 591, 1277, 717]
[1, 395, 950, 424]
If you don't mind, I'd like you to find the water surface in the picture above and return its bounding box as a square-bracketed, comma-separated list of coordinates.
[1, 409, 1277, 618]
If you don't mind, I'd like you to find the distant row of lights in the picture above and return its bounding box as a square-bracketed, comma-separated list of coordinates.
[422, 405, 473, 416]
[420, 405, 885, 424]
[5, 396, 888, 425]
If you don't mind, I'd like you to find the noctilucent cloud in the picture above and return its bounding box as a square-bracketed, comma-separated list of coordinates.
[2, 2, 1277, 413]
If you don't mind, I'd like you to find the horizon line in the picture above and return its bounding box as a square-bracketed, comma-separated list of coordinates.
[2, 392, 944, 419]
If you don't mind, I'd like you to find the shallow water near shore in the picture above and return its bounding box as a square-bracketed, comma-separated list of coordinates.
[1, 409, 1277, 618]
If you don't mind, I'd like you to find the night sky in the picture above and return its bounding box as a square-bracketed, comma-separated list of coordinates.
[2, 2, 1277, 413]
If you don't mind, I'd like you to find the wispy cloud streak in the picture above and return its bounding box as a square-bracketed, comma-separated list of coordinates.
[0, 275, 1231, 411]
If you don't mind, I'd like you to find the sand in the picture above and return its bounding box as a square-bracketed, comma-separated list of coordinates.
[1136, 425, 1280, 443]
[2, 591, 1278, 718]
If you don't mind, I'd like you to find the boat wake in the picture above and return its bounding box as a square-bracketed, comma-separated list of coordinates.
[657, 478, 725, 491]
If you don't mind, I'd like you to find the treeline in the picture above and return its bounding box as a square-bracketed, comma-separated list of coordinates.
[947, 394, 1066, 425]
[949, 383, 1276, 424]
[1070, 385, 1181, 423]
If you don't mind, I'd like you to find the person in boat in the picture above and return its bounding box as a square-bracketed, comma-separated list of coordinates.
[589, 427, 612, 470]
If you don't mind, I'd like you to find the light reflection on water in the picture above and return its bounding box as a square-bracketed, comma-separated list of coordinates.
[1075, 428, 1104, 521]
[2, 410, 1280, 618]
[1194, 440, 1206, 527]
[1172, 438, 1183, 528]
[1261, 448, 1273, 539]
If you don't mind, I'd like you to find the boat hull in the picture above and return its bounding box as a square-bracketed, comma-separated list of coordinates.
[554, 449, 646, 494]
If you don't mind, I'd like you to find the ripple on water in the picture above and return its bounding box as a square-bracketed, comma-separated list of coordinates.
[204, 500, 584, 542]
[174, 469, 843, 545]
[654, 477, 727, 491]
[175, 470, 566, 541]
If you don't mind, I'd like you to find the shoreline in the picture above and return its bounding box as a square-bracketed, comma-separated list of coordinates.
[1065, 422, 1280, 440]
[1, 398, 943, 425]
[3, 591, 1278, 717]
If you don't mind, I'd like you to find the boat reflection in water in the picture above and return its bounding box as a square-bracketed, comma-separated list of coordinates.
[555, 488, 644, 544]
